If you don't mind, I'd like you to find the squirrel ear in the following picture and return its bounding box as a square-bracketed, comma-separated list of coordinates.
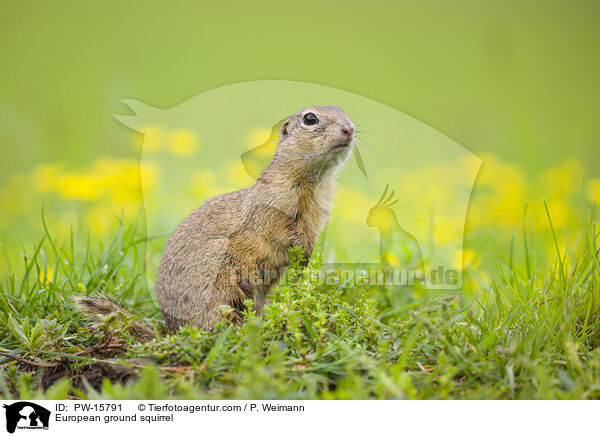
[280, 120, 289, 136]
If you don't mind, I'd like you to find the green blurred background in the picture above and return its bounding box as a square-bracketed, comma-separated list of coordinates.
[1, 0, 599, 278]
[2, 0, 599, 170]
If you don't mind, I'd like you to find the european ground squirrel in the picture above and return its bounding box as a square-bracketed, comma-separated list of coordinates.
[75, 106, 355, 338]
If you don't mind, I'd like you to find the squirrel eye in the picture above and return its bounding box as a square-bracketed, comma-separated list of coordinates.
[303, 113, 319, 126]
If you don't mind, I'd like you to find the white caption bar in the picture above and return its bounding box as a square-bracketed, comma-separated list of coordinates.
[0, 400, 595, 436]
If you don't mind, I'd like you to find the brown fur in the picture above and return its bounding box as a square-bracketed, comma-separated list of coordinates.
[72, 294, 155, 342]
[157, 106, 355, 332]
[76, 106, 355, 337]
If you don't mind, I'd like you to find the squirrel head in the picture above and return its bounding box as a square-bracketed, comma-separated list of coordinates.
[275, 106, 355, 177]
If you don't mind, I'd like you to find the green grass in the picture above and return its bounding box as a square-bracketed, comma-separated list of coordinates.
[1, 206, 599, 400]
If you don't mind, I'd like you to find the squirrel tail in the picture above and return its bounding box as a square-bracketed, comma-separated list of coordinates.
[72, 294, 156, 342]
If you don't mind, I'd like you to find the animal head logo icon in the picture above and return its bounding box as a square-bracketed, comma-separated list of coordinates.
[3, 402, 50, 433]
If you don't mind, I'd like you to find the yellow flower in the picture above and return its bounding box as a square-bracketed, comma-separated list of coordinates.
[382, 251, 401, 268]
[540, 158, 583, 198]
[535, 199, 571, 229]
[140, 161, 161, 194]
[39, 267, 53, 286]
[469, 153, 528, 228]
[168, 129, 199, 156]
[94, 157, 146, 204]
[57, 173, 101, 200]
[461, 249, 478, 268]
[432, 217, 463, 245]
[32, 164, 63, 193]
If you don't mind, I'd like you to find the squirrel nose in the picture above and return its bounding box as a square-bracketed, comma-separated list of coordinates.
[342, 125, 355, 137]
